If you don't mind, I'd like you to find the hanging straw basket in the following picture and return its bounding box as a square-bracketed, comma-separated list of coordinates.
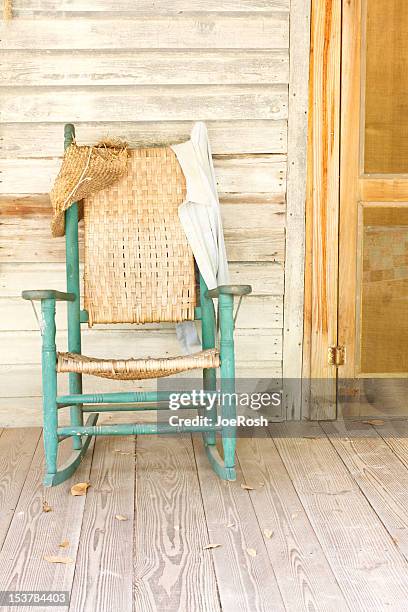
[50, 140, 129, 237]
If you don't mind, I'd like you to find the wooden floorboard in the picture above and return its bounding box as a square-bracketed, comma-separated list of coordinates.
[236, 435, 349, 611]
[0, 428, 41, 551]
[3, 426, 408, 610]
[272, 422, 408, 612]
[0, 435, 94, 612]
[133, 434, 220, 612]
[69, 435, 135, 612]
[322, 420, 408, 566]
[193, 436, 285, 612]
[375, 419, 408, 472]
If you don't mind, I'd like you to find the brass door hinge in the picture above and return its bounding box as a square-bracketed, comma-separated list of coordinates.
[328, 345, 345, 367]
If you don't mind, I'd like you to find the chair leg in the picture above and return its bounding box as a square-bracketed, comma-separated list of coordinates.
[69, 373, 83, 451]
[41, 300, 59, 477]
[219, 294, 236, 478]
[203, 367, 217, 446]
[200, 275, 218, 447]
[221, 379, 236, 472]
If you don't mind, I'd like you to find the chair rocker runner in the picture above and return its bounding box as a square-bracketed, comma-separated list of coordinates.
[23, 124, 251, 486]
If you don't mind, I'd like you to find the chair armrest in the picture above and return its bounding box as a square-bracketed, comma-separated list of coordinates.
[205, 285, 252, 299]
[22, 290, 75, 302]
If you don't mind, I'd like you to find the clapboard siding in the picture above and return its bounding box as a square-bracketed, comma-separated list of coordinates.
[0, 155, 287, 194]
[0, 121, 288, 157]
[0, 262, 285, 297]
[0, 16, 289, 49]
[0, 3, 310, 422]
[0, 296, 284, 331]
[1, 218, 286, 263]
[0, 330, 283, 365]
[0, 363, 283, 398]
[1, 50, 289, 86]
[11, 1, 290, 13]
[0, 85, 288, 123]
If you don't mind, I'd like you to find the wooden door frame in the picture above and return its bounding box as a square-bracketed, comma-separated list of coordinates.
[303, 0, 343, 419]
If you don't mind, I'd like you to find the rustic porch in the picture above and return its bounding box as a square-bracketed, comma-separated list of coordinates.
[1, 420, 408, 611]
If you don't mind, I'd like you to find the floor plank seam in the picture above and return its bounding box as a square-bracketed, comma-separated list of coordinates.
[234, 444, 287, 609]
[265, 426, 352, 611]
[375, 422, 408, 472]
[68, 437, 97, 610]
[132, 433, 138, 612]
[191, 434, 223, 612]
[0, 428, 42, 555]
[319, 421, 408, 572]
[268, 424, 367, 611]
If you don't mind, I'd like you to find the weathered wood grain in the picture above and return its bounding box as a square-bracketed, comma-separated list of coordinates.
[0, 262, 285, 297]
[1, 193, 286, 219]
[1, 50, 289, 87]
[0, 85, 288, 124]
[236, 435, 349, 611]
[9, 0, 290, 12]
[375, 420, 408, 470]
[0, 428, 41, 551]
[323, 420, 408, 565]
[272, 422, 408, 611]
[0, 360, 283, 399]
[0, 154, 287, 194]
[0, 295, 283, 331]
[193, 435, 285, 611]
[0, 328, 283, 365]
[0, 15, 289, 50]
[134, 435, 220, 611]
[337, 0, 362, 384]
[282, 0, 311, 419]
[0, 435, 94, 605]
[0, 120, 288, 158]
[69, 435, 135, 612]
[304, 0, 342, 419]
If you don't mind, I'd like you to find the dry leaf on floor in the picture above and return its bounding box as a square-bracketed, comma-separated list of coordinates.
[246, 548, 257, 557]
[44, 555, 73, 564]
[362, 419, 385, 426]
[42, 501, 52, 513]
[241, 484, 254, 491]
[263, 529, 274, 539]
[203, 543, 221, 550]
[115, 514, 128, 521]
[58, 540, 69, 549]
[71, 482, 90, 496]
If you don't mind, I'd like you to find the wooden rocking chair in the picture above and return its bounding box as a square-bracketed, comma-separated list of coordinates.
[22, 124, 251, 486]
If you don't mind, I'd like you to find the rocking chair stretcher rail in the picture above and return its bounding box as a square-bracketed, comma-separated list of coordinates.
[22, 123, 252, 486]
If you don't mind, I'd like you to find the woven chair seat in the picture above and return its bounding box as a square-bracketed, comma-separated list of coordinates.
[57, 349, 220, 380]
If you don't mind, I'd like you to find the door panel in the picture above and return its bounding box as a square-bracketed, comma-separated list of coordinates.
[364, 0, 408, 174]
[339, 0, 408, 416]
[357, 204, 408, 375]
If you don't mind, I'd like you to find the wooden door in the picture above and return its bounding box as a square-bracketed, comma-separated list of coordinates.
[338, 0, 408, 417]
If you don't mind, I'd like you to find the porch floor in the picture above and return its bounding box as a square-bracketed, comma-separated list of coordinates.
[1, 420, 408, 611]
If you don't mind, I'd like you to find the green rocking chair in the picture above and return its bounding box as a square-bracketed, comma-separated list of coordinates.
[23, 124, 251, 486]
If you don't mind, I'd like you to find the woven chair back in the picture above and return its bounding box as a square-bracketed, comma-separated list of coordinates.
[83, 147, 197, 325]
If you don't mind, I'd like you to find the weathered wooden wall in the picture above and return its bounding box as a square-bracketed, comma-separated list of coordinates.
[0, 1, 310, 425]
